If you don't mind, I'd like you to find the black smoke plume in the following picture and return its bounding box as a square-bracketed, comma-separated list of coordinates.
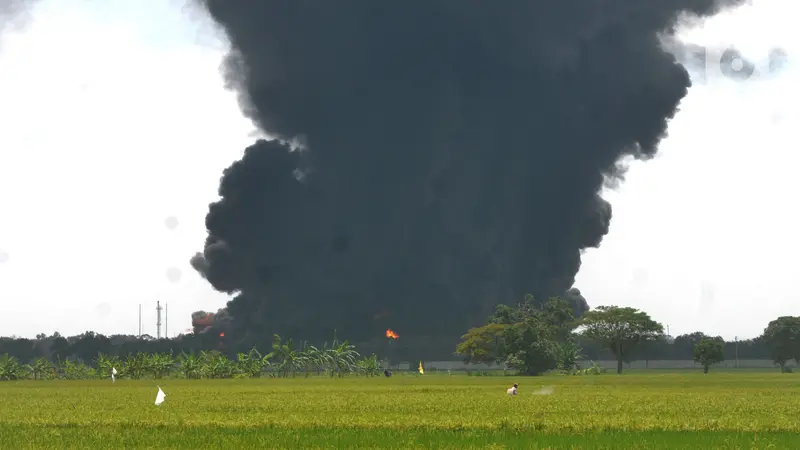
[191, 0, 746, 348]
[0, 0, 39, 41]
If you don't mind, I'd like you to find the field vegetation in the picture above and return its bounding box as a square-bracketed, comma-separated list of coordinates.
[2, 299, 800, 447]
[0, 335, 378, 381]
[1, 372, 798, 448]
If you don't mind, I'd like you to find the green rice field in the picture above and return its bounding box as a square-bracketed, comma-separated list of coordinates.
[2, 372, 799, 449]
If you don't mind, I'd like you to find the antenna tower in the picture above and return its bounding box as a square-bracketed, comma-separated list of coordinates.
[156, 301, 163, 339]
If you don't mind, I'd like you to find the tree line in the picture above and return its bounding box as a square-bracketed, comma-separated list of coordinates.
[0, 334, 385, 381]
[0, 298, 797, 374]
[455, 295, 800, 375]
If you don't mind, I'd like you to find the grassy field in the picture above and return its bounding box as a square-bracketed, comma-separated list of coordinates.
[2, 372, 800, 449]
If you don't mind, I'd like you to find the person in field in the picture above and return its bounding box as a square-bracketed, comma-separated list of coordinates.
[507, 383, 518, 395]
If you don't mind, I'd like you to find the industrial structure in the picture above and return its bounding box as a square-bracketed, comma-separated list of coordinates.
[156, 301, 163, 339]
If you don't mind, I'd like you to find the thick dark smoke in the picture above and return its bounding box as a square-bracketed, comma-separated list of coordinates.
[0, 0, 40, 85]
[191, 0, 745, 348]
[0, 0, 38, 37]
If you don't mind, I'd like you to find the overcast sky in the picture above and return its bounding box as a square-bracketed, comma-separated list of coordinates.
[0, 0, 795, 341]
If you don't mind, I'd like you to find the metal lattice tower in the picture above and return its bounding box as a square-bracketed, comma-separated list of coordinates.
[156, 301, 163, 339]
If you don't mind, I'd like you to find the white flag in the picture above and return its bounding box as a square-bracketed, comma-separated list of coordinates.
[111, 367, 117, 382]
[155, 386, 166, 406]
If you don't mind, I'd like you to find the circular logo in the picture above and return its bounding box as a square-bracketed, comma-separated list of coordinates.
[719, 48, 755, 80]
[95, 302, 112, 318]
[164, 216, 179, 230]
[697, 45, 789, 82]
[166, 267, 182, 283]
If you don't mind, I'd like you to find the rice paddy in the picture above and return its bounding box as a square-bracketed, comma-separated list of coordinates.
[2, 372, 799, 448]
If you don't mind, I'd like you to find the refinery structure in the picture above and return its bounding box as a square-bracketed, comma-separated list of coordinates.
[133, 302, 221, 338]
[136, 302, 171, 338]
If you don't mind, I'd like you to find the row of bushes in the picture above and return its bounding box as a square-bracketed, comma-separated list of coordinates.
[0, 336, 388, 380]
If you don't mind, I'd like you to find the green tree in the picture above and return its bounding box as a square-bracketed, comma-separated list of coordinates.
[51, 336, 70, 361]
[538, 297, 579, 342]
[502, 318, 560, 375]
[488, 294, 539, 325]
[579, 306, 664, 374]
[693, 336, 725, 373]
[506, 297, 579, 375]
[762, 316, 800, 371]
[454, 323, 507, 365]
[458, 296, 579, 375]
[673, 332, 708, 356]
[488, 305, 518, 325]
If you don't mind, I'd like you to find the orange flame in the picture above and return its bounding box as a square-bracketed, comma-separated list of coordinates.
[219, 332, 225, 337]
[385, 329, 399, 339]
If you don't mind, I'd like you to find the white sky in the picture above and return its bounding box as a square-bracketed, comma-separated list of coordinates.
[0, 0, 796, 341]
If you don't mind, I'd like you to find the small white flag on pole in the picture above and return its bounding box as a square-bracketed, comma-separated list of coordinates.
[155, 386, 166, 406]
[111, 367, 117, 383]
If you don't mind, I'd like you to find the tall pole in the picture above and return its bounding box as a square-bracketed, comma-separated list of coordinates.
[735, 336, 739, 368]
[156, 301, 163, 339]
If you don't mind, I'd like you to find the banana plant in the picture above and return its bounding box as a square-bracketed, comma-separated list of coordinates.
[201, 350, 235, 379]
[327, 340, 359, 377]
[236, 347, 271, 377]
[94, 353, 120, 379]
[556, 341, 584, 374]
[356, 353, 381, 377]
[177, 352, 204, 379]
[121, 352, 149, 379]
[301, 345, 332, 377]
[30, 357, 53, 380]
[270, 335, 306, 377]
[148, 353, 175, 379]
[0, 354, 27, 380]
[59, 359, 92, 380]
